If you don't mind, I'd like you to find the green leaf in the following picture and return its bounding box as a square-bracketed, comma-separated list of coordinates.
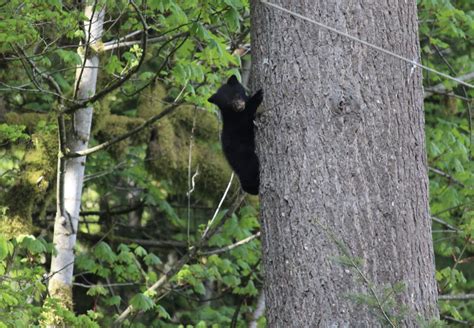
[130, 293, 155, 312]
[0, 124, 30, 143]
[196, 321, 207, 328]
[224, 8, 240, 31]
[144, 253, 162, 266]
[194, 282, 206, 295]
[0, 235, 8, 261]
[156, 305, 171, 319]
[1, 293, 19, 306]
[105, 55, 123, 75]
[21, 236, 47, 254]
[104, 295, 121, 306]
[134, 246, 147, 257]
[94, 242, 117, 263]
[56, 49, 82, 65]
[86, 285, 108, 297]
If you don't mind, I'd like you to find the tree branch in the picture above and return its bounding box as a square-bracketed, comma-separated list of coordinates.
[424, 71, 474, 98]
[200, 232, 261, 256]
[78, 232, 188, 248]
[431, 216, 459, 232]
[65, 102, 181, 158]
[428, 166, 465, 188]
[121, 33, 190, 98]
[12, 44, 68, 103]
[79, 202, 145, 216]
[249, 293, 266, 328]
[439, 293, 474, 301]
[114, 192, 247, 324]
[102, 22, 191, 51]
[61, 0, 148, 114]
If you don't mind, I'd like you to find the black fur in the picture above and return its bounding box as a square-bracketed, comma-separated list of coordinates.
[208, 75, 263, 195]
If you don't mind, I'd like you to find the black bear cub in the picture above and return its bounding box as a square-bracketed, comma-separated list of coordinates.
[208, 75, 263, 195]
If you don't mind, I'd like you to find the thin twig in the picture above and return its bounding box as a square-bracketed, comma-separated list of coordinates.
[187, 106, 198, 245]
[121, 34, 190, 98]
[200, 232, 261, 256]
[428, 167, 466, 188]
[312, 219, 396, 328]
[65, 102, 182, 158]
[62, 0, 148, 114]
[73, 282, 137, 288]
[202, 173, 235, 239]
[424, 71, 474, 98]
[439, 293, 474, 301]
[114, 193, 246, 324]
[431, 216, 459, 232]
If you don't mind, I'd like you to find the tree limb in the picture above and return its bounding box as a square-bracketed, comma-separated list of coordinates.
[114, 193, 246, 324]
[65, 102, 181, 158]
[61, 0, 148, 114]
[428, 166, 465, 188]
[439, 293, 474, 301]
[200, 232, 261, 256]
[431, 216, 459, 232]
[424, 71, 474, 98]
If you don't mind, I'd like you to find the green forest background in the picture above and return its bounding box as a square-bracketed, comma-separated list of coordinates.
[0, 0, 473, 326]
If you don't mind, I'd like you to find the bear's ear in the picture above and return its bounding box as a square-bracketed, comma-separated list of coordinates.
[227, 75, 239, 85]
[208, 94, 217, 104]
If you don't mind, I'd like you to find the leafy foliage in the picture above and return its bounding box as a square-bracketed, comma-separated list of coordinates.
[0, 234, 99, 327]
[419, 0, 474, 325]
[0, 0, 472, 326]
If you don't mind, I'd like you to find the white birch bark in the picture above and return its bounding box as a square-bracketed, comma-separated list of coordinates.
[48, 4, 105, 307]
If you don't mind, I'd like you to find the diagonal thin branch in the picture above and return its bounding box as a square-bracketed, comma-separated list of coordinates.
[65, 102, 182, 158]
[424, 71, 474, 98]
[62, 0, 148, 114]
[428, 166, 466, 188]
[114, 191, 246, 324]
[121, 33, 190, 98]
[431, 216, 459, 232]
[200, 232, 261, 256]
[12, 44, 67, 102]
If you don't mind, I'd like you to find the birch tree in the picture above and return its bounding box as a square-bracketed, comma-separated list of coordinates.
[47, 3, 105, 307]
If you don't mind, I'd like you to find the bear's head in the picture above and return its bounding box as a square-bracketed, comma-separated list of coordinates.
[208, 75, 247, 112]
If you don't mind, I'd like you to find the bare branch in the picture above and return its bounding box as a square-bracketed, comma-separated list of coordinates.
[428, 166, 465, 188]
[425, 72, 474, 98]
[79, 202, 145, 217]
[62, 0, 148, 114]
[200, 232, 261, 256]
[439, 293, 474, 301]
[114, 192, 247, 324]
[73, 282, 137, 288]
[431, 216, 459, 232]
[65, 101, 181, 158]
[102, 21, 191, 51]
[78, 232, 187, 248]
[202, 174, 234, 239]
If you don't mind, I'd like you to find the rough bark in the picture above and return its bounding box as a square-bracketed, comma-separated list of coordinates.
[251, 0, 438, 326]
[48, 4, 105, 308]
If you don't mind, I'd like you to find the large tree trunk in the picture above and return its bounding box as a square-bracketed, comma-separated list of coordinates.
[48, 4, 105, 309]
[252, 0, 438, 326]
